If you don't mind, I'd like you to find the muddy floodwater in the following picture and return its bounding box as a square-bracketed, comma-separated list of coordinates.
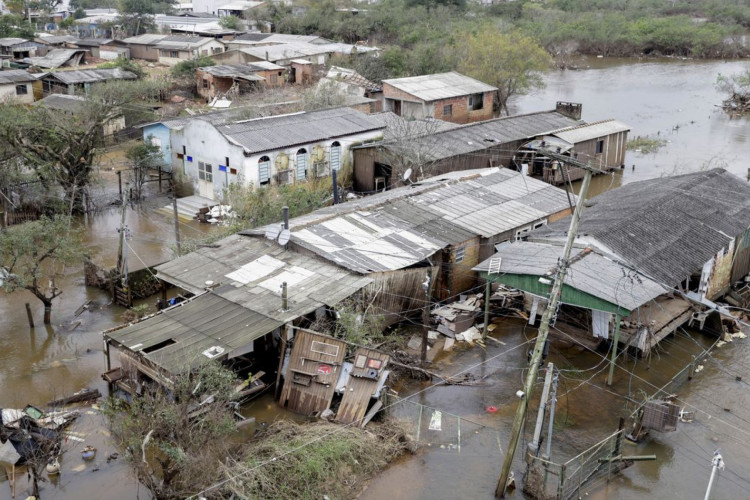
[2, 57, 750, 499]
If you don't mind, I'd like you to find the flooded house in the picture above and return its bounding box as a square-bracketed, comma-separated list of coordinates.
[351, 105, 582, 193]
[516, 118, 630, 185]
[244, 167, 574, 320]
[474, 168, 750, 354]
[141, 107, 386, 200]
[102, 235, 372, 397]
[381, 71, 497, 124]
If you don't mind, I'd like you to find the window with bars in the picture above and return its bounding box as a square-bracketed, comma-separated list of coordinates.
[454, 246, 466, 263]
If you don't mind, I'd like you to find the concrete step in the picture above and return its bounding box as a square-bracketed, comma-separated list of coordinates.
[155, 195, 217, 221]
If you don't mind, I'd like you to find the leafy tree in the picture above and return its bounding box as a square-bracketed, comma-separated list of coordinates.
[0, 14, 35, 38]
[117, 0, 156, 35]
[0, 215, 82, 324]
[126, 139, 165, 200]
[218, 14, 242, 30]
[456, 26, 551, 115]
[0, 80, 167, 214]
[170, 54, 215, 78]
[104, 362, 240, 500]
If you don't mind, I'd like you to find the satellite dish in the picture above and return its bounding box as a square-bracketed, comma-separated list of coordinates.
[403, 168, 413, 183]
[278, 229, 291, 246]
[265, 224, 281, 241]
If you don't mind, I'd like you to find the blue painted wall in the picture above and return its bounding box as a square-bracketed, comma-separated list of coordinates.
[142, 123, 173, 170]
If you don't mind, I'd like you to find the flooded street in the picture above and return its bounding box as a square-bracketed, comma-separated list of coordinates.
[2, 56, 750, 499]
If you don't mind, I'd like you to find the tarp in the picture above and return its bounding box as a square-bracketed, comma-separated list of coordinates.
[0, 439, 21, 465]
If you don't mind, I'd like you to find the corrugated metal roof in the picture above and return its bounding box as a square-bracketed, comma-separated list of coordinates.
[35, 94, 85, 112]
[105, 292, 284, 374]
[122, 34, 168, 45]
[0, 69, 36, 84]
[0, 37, 28, 47]
[532, 169, 750, 286]
[373, 110, 583, 162]
[254, 168, 573, 274]
[35, 35, 77, 44]
[474, 242, 667, 311]
[155, 234, 372, 322]
[154, 14, 225, 24]
[156, 35, 220, 49]
[44, 67, 137, 83]
[551, 119, 631, 144]
[383, 71, 497, 102]
[219, 107, 386, 155]
[238, 43, 332, 61]
[25, 49, 87, 69]
[200, 63, 278, 78]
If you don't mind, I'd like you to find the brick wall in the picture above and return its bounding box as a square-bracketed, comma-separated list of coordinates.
[383, 83, 494, 124]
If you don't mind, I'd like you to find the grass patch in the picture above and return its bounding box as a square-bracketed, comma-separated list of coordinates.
[627, 136, 667, 154]
[224, 420, 410, 500]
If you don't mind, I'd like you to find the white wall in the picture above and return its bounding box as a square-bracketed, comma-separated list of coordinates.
[171, 119, 247, 199]
[0, 82, 34, 104]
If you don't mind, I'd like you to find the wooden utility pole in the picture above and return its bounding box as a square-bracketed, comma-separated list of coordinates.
[496, 153, 600, 498]
[482, 280, 491, 340]
[172, 181, 182, 256]
[116, 198, 127, 274]
[607, 313, 622, 386]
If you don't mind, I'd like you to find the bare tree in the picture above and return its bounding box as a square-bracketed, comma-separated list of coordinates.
[378, 116, 446, 186]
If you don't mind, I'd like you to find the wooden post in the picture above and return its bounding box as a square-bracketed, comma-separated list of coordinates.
[421, 279, 430, 367]
[117, 170, 122, 201]
[158, 165, 162, 193]
[607, 313, 622, 386]
[483, 280, 491, 340]
[105, 340, 111, 372]
[25, 303, 34, 328]
[172, 186, 181, 256]
[274, 327, 288, 401]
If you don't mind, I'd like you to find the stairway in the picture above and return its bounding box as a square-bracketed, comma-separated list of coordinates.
[155, 195, 217, 222]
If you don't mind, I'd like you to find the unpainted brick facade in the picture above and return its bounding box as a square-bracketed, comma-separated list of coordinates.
[382, 82, 494, 124]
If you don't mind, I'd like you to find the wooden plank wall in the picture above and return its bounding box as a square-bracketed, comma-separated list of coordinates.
[278, 330, 346, 415]
[337, 348, 389, 425]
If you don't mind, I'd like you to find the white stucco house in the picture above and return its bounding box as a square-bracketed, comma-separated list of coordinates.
[142, 107, 386, 199]
[0, 70, 37, 103]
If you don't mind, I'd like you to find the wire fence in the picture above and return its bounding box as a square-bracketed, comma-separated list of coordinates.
[524, 429, 624, 500]
[385, 394, 502, 455]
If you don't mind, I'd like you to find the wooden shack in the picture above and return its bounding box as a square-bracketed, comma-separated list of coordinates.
[279, 330, 346, 415]
[337, 347, 389, 425]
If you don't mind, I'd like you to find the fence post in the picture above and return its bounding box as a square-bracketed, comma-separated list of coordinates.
[457, 417, 461, 453]
[557, 463, 565, 499]
[416, 404, 423, 443]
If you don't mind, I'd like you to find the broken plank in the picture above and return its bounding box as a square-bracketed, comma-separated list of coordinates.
[485, 336, 506, 346]
[48, 388, 102, 407]
[360, 401, 383, 428]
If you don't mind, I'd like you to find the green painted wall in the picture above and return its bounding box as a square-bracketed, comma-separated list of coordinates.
[479, 272, 630, 316]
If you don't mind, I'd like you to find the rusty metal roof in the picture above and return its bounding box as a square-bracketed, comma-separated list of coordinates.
[251, 168, 573, 274]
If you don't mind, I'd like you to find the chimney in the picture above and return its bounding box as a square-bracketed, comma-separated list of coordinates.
[555, 101, 582, 120]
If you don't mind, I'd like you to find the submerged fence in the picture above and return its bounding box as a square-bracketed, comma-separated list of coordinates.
[524, 429, 624, 500]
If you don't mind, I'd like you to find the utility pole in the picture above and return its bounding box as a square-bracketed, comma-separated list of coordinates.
[704, 450, 724, 500]
[545, 369, 558, 460]
[496, 152, 601, 498]
[116, 197, 127, 274]
[172, 180, 182, 256]
[529, 363, 554, 457]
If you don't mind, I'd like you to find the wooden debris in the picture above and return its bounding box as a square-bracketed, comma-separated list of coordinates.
[48, 388, 101, 407]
